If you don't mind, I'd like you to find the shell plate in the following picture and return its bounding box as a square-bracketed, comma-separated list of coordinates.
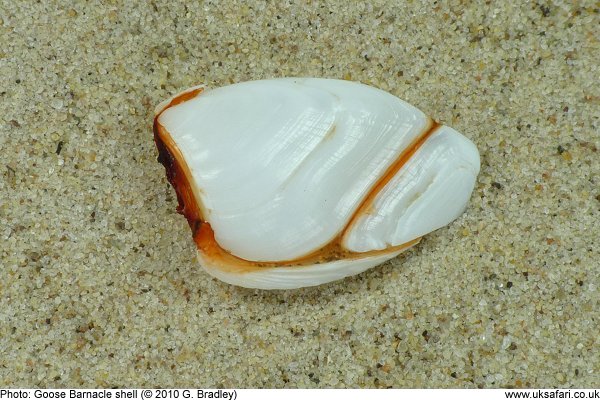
[154, 78, 480, 289]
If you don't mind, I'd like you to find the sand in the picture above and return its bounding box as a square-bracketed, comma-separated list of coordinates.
[1, 0, 598, 388]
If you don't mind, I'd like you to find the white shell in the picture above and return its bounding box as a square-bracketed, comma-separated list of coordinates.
[154, 78, 480, 289]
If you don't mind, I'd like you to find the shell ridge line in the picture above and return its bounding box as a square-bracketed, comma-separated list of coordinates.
[341, 119, 440, 241]
[398, 174, 438, 218]
[277, 121, 338, 191]
[277, 86, 342, 190]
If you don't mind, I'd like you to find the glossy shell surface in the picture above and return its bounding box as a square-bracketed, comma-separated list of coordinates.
[154, 78, 480, 289]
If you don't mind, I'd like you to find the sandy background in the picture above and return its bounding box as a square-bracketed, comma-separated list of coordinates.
[1, 0, 598, 388]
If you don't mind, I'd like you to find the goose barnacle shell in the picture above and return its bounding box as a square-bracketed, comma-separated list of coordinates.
[153, 78, 480, 289]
